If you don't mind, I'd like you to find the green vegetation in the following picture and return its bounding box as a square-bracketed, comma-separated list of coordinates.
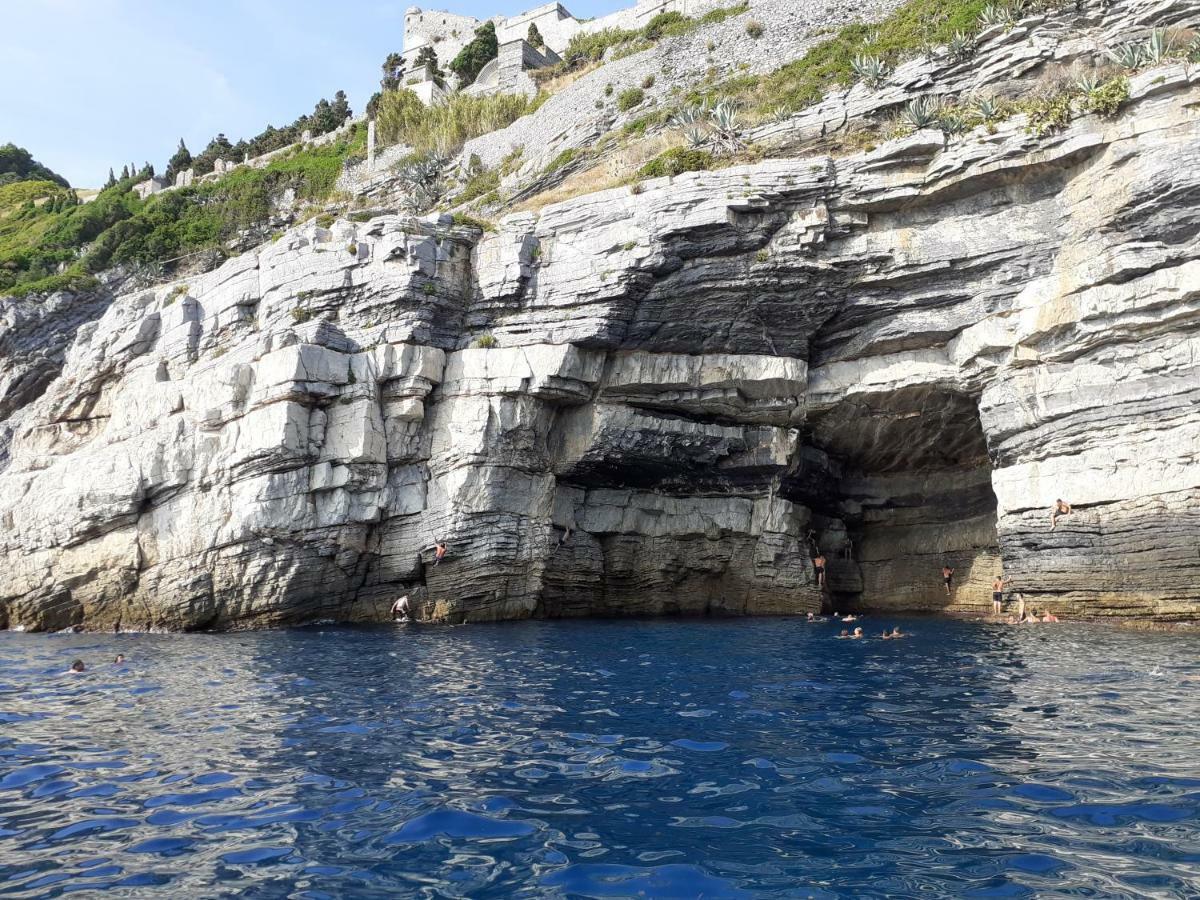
[0, 133, 361, 298]
[451, 213, 495, 231]
[637, 147, 713, 178]
[527, 22, 545, 48]
[617, 87, 645, 112]
[457, 167, 500, 204]
[0, 144, 69, 188]
[744, 20, 764, 39]
[450, 21, 499, 86]
[1079, 76, 1130, 117]
[474, 333, 498, 348]
[376, 89, 533, 156]
[534, 3, 748, 81]
[546, 148, 580, 172]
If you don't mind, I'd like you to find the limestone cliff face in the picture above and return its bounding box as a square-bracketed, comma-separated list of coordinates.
[2, 31, 1199, 630]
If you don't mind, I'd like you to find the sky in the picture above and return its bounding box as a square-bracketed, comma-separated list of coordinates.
[1, 0, 620, 188]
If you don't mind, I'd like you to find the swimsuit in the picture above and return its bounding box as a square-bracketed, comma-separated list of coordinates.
[992, 591, 1003, 603]
[944, 575, 953, 585]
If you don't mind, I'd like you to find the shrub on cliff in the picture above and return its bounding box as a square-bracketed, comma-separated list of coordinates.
[617, 87, 645, 112]
[0, 144, 69, 189]
[450, 21, 499, 86]
[637, 147, 713, 178]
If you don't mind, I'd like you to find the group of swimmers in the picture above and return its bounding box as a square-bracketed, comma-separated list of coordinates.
[805, 611, 907, 640]
[64, 654, 124, 674]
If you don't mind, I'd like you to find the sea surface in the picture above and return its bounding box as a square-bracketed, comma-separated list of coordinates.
[1, 617, 1198, 898]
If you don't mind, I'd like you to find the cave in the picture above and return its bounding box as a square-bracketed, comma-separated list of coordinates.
[795, 385, 1001, 613]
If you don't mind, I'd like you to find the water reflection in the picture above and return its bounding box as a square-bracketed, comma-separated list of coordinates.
[1, 619, 1199, 897]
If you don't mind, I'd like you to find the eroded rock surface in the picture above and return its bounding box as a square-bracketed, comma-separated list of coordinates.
[2, 7, 1199, 630]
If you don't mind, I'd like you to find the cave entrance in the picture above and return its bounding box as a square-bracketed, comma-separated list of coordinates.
[804, 385, 1001, 613]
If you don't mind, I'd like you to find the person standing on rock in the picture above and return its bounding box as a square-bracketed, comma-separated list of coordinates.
[1050, 498, 1072, 530]
[992, 576, 1010, 616]
[813, 554, 827, 588]
[942, 565, 955, 596]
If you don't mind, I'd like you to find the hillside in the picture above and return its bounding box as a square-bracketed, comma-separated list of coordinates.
[0, 144, 69, 189]
[0, 0, 1198, 631]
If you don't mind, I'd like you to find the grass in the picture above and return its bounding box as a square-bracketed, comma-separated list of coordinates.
[546, 148, 581, 173]
[456, 167, 500, 204]
[637, 147, 713, 178]
[376, 89, 534, 157]
[617, 87, 646, 112]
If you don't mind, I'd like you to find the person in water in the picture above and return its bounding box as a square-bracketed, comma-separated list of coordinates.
[1050, 498, 1072, 530]
[114, 654, 125, 664]
[881, 629, 892, 639]
[433, 542, 448, 567]
[837, 629, 850, 639]
[842, 614, 858, 622]
[942, 565, 955, 596]
[67, 660, 85, 674]
[890, 626, 904, 638]
[1041, 611, 1059, 623]
[391, 595, 412, 621]
[851, 627, 864, 639]
[992, 575, 1010, 616]
[813, 554, 827, 588]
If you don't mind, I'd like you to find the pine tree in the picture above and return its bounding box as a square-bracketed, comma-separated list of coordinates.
[450, 21, 498, 86]
[165, 139, 192, 182]
[331, 90, 351, 124]
[380, 52, 405, 92]
[120, 164, 130, 180]
[527, 22, 544, 48]
[104, 168, 116, 189]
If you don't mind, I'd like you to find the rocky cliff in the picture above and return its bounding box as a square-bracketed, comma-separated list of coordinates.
[1, 0, 1197, 630]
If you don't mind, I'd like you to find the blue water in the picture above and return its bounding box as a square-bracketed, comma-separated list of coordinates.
[2, 618, 1199, 898]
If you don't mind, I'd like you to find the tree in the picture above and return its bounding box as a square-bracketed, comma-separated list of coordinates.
[120, 164, 130, 181]
[191, 134, 234, 176]
[380, 52, 406, 91]
[449, 21, 498, 86]
[415, 46, 445, 86]
[165, 139, 192, 182]
[331, 90, 352, 124]
[0, 143, 70, 188]
[527, 22, 544, 48]
[104, 168, 117, 189]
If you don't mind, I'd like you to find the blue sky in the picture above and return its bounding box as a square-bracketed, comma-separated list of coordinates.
[2, 0, 619, 188]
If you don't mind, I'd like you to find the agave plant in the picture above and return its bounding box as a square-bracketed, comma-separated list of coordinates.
[946, 30, 977, 61]
[1143, 27, 1173, 63]
[901, 96, 941, 129]
[767, 105, 790, 124]
[397, 152, 449, 213]
[852, 54, 890, 89]
[1074, 73, 1102, 94]
[938, 109, 970, 135]
[671, 103, 707, 128]
[708, 99, 745, 153]
[972, 94, 1003, 121]
[1107, 42, 1146, 70]
[978, 2, 1010, 27]
[682, 126, 709, 149]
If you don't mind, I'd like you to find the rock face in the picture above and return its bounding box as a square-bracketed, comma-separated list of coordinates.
[2, 8, 1199, 630]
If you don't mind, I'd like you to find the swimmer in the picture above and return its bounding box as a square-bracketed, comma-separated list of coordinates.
[851, 627, 864, 639]
[991, 576, 1010, 616]
[1041, 611, 1059, 623]
[1050, 498, 1072, 530]
[890, 626, 904, 638]
[807, 612, 816, 622]
[66, 660, 85, 674]
[942, 565, 955, 596]
[391, 595, 412, 621]
[432, 542, 448, 567]
[842, 615, 858, 623]
[881, 629, 892, 639]
[114, 654, 126, 664]
[813, 554, 827, 588]
[836, 629, 850, 639]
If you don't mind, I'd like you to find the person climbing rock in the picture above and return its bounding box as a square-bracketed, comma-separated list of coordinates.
[433, 542, 448, 567]
[813, 554, 827, 588]
[554, 525, 573, 551]
[391, 595, 412, 621]
[992, 576, 1010, 616]
[942, 565, 955, 596]
[1050, 498, 1072, 530]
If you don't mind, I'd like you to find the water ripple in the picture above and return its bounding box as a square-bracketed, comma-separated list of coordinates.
[1, 618, 1199, 897]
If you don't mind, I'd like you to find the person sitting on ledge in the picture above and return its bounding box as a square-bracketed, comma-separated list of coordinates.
[942, 565, 955, 596]
[836, 629, 850, 639]
[1050, 498, 1072, 530]
[813, 554, 827, 588]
